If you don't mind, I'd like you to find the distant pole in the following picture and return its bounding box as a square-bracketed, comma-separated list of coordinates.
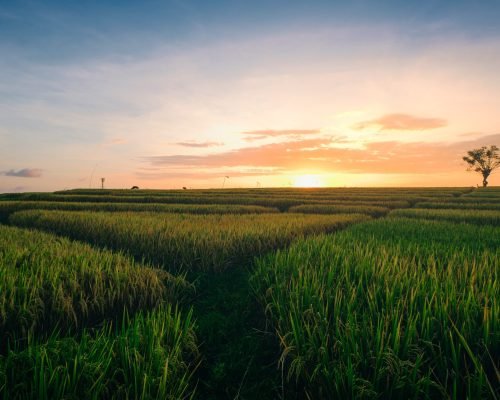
[101, 177, 105, 189]
[222, 176, 229, 189]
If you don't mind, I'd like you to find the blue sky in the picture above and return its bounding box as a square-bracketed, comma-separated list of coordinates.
[1, 0, 500, 190]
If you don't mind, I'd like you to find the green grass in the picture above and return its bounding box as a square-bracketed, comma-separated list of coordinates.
[289, 204, 389, 217]
[463, 187, 500, 198]
[389, 208, 500, 226]
[252, 218, 499, 399]
[0, 225, 189, 344]
[0, 201, 279, 223]
[51, 187, 470, 196]
[9, 210, 368, 273]
[1, 187, 464, 211]
[1, 186, 498, 399]
[0, 305, 198, 400]
[415, 201, 500, 211]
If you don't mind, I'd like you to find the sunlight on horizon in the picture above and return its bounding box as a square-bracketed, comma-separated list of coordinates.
[293, 174, 325, 188]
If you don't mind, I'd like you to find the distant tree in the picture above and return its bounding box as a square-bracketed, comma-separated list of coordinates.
[131, 185, 139, 190]
[462, 145, 500, 187]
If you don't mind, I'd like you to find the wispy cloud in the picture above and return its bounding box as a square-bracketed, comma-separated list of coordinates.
[174, 141, 224, 148]
[3, 168, 43, 178]
[143, 134, 500, 174]
[146, 138, 332, 169]
[354, 114, 447, 131]
[242, 129, 320, 141]
[136, 167, 284, 181]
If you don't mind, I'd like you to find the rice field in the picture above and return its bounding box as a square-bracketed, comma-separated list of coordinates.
[252, 218, 499, 399]
[0, 225, 190, 343]
[0, 186, 498, 399]
[0, 188, 465, 211]
[389, 208, 500, 226]
[0, 305, 198, 400]
[0, 201, 279, 223]
[289, 203, 389, 217]
[415, 201, 500, 211]
[8, 210, 367, 273]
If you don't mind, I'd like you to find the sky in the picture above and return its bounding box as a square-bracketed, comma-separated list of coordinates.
[1, 0, 500, 191]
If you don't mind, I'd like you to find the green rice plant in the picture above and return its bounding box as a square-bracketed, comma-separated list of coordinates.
[0, 187, 461, 211]
[0, 305, 198, 400]
[0, 225, 189, 344]
[289, 204, 389, 217]
[416, 198, 500, 206]
[463, 187, 500, 198]
[8, 211, 368, 273]
[0, 196, 412, 212]
[0, 201, 278, 223]
[252, 218, 499, 399]
[389, 208, 500, 226]
[312, 200, 410, 209]
[0, 193, 306, 212]
[415, 201, 500, 211]
[51, 187, 469, 199]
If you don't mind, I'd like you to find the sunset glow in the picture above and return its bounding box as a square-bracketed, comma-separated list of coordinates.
[293, 175, 324, 188]
[1, 1, 499, 192]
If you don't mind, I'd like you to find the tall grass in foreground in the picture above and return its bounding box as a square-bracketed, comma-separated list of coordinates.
[390, 208, 500, 226]
[9, 211, 368, 273]
[0, 225, 189, 344]
[253, 218, 499, 399]
[0, 305, 198, 400]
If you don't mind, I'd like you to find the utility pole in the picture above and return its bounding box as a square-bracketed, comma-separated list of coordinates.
[222, 176, 229, 189]
[101, 177, 105, 189]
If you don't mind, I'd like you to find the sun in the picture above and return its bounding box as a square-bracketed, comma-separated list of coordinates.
[293, 174, 324, 188]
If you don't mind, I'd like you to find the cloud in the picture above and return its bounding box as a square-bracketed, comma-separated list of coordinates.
[3, 168, 43, 178]
[143, 134, 500, 175]
[354, 114, 447, 131]
[242, 129, 320, 141]
[146, 137, 332, 169]
[174, 141, 224, 148]
[137, 168, 285, 181]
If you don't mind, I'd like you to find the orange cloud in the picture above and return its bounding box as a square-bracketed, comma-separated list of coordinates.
[354, 114, 447, 131]
[144, 134, 500, 175]
[242, 129, 320, 141]
[147, 138, 331, 169]
[174, 141, 224, 148]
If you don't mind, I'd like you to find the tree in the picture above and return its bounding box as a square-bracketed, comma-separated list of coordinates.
[462, 145, 500, 187]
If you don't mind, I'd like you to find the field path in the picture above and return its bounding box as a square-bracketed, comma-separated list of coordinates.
[192, 268, 286, 399]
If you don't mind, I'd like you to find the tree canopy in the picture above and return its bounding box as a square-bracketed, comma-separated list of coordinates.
[462, 145, 500, 187]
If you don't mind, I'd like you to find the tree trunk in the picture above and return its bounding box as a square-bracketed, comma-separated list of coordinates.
[482, 172, 489, 187]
